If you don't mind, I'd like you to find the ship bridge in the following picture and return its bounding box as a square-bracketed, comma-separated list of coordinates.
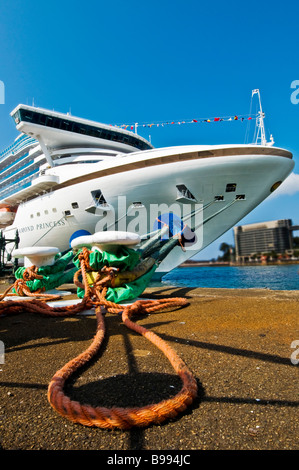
[11, 104, 153, 167]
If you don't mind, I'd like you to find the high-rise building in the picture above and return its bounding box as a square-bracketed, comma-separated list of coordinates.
[234, 219, 293, 262]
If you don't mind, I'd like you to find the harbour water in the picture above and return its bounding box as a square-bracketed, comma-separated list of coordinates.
[161, 264, 299, 290]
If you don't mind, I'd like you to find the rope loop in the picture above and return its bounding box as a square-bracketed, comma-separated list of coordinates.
[23, 265, 44, 281]
[0, 246, 197, 429]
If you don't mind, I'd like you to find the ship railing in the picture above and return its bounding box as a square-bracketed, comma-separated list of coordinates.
[0, 135, 38, 163]
[0, 153, 33, 180]
[0, 172, 37, 201]
[0, 158, 39, 186]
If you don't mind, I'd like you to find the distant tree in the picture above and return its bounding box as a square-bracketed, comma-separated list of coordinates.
[219, 243, 234, 261]
[270, 250, 278, 259]
[293, 236, 299, 249]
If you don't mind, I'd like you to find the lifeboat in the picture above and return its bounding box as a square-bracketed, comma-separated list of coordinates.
[0, 205, 17, 226]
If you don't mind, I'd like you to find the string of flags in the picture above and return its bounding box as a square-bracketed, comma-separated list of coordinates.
[113, 114, 258, 131]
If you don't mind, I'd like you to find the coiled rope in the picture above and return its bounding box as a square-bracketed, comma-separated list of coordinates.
[0, 247, 198, 429]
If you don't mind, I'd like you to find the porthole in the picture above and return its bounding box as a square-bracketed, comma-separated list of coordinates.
[226, 183, 237, 192]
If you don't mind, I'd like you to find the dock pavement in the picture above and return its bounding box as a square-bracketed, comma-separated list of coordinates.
[0, 281, 298, 451]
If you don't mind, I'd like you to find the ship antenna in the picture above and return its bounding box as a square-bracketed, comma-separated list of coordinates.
[252, 89, 274, 146]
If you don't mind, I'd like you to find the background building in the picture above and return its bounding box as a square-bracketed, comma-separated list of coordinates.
[234, 219, 295, 262]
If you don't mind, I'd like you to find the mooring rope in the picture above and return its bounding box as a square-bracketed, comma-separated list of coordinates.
[0, 247, 198, 429]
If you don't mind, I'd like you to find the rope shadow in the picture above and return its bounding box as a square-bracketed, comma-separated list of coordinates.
[157, 332, 295, 367]
[203, 395, 299, 407]
[142, 286, 199, 300]
[0, 312, 98, 352]
[65, 372, 201, 410]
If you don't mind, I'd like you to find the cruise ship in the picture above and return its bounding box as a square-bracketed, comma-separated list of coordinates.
[0, 96, 294, 276]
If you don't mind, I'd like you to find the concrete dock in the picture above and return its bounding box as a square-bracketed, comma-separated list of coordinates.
[0, 283, 298, 451]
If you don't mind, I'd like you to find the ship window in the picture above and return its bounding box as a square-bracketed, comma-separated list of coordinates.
[52, 208, 57, 213]
[44, 210, 49, 214]
[71, 202, 79, 209]
[214, 195, 224, 201]
[226, 183, 236, 192]
[176, 184, 196, 202]
[39, 114, 47, 125]
[64, 210, 71, 216]
[12, 110, 21, 124]
[24, 111, 33, 122]
[37, 212, 40, 216]
[30, 214, 34, 218]
[91, 189, 108, 206]
[236, 194, 245, 200]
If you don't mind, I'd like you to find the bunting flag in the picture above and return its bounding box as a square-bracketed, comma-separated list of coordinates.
[113, 113, 257, 131]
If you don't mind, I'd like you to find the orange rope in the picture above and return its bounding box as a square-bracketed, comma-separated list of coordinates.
[0, 265, 63, 302]
[0, 247, 198, 429]
[156, 217, 187, 252]
[48, 299, 197, 429]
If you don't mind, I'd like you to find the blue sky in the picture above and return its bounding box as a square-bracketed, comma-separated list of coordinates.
[0, 0, 298, 259]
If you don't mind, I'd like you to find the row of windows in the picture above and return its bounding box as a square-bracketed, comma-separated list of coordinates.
[30, 202, 79, 218]
[0, 158, 35, 184]
[0, 169, 39, 200]
[235, 228, 292, 255]
[0, 135, 37, 161]
[13, 109, 152, 151]
[31, 207, 57, 217]
[0, 151, 30, 173]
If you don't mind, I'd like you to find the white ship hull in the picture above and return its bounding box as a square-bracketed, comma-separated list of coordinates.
[3, 143, 294, 276]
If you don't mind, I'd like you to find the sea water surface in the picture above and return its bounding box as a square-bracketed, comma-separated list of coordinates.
[161, 264, 299, 291]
